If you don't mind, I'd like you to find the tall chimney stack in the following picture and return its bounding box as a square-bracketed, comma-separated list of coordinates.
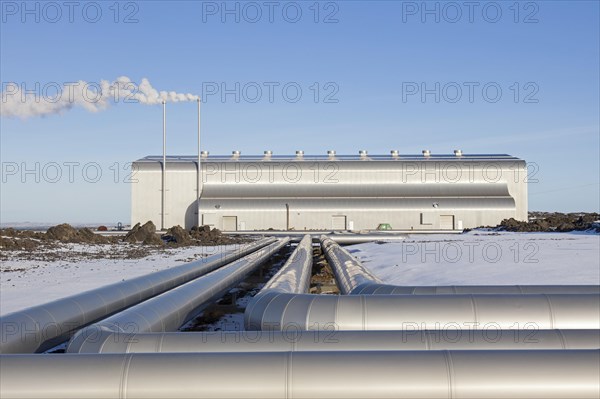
[161, 100, 166, 231]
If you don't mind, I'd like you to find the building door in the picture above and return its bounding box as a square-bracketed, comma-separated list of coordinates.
[202, 213, 216, 227]
[331, 215, 347, 230]
[440, 215, 455, 230]
[222, 216, 238, 231]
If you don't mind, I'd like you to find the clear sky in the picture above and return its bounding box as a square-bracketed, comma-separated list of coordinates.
[1, 0, 599, 224]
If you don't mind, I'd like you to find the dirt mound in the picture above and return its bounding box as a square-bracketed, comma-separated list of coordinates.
[124, 221, 163, 246]
[2, 224, 112, 250]
[163, 225, 192, 246]
[0, 228, 46, 240]
[46, 224, 79, 241]
[45, 224, 110, 244]
[0, 236, 40, 251]
[122, 222, 246, 246]
[190, 225, 243, 245]
[499, 212, 600, 233]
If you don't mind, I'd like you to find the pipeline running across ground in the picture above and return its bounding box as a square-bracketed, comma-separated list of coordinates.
[1, 233, 599, 398]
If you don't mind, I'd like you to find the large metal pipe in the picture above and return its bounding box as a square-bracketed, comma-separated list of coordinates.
[67, 238, 290, 353]
[259, 234, 313, 295]
[320, 235, 382, 294]
[68, 329, 600, 354]
[322, 235, 600, 296]
[2, 350, 599, 398]
[0, 238, 276, 354]
[242, 235, 312, 329]
[351, 283, 600, 295]
[245, 292, 600, 331]
[224, 231, 409, 244]
[324, 234, 408, 244]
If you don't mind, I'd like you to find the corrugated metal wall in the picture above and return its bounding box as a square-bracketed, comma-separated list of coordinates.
[131, 155, 527, 230]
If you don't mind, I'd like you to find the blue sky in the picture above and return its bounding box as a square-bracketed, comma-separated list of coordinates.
[1, 0, 599, 224]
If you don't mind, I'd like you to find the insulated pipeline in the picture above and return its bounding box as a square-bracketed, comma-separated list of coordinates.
[68, 329, 600, 354]
[245, 292, 600, 331]
[350, 283, 600, 295]
[0, 237, 276, 354]
[320, 235, 382, 294]
[259, 235, 313, 295]
[321, 236, 600, 296]
[67, 238, 290, 352]
[1, 350, 598, 398]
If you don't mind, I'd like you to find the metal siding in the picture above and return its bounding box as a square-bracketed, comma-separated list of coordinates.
[132, 156, 526, 230]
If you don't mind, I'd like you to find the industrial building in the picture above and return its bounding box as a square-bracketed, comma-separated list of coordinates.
[131, 150, 527, 231]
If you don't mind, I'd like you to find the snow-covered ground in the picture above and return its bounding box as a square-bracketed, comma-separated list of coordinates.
[1, 231, 598, 318]
[348, 231, 600, 286]
[0, 244, 235, 316]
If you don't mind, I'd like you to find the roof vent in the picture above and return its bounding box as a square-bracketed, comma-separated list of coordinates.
[422, 150, 431, 158]
[359, 150, 368, 158]
[264, 150, 273, 158]
[232, 150, 241, 159]
[296, 150, 304, 158]
[454, 149, 463, 157]
[390, 150, 399, 158]
[327, 150, 336, 158]
[200, 151, 209, 158]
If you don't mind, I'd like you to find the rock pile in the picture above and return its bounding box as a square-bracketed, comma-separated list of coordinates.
[499, 212, 600, 233]
[163, 225, 192, 246]
[46, 224, 110, 244]
[190, 225, 245, 245]
[1, 221, 250, 253]
[0, 235, 41, 250]
[125, 223, 247, 246]
[123, 221, 163, 245]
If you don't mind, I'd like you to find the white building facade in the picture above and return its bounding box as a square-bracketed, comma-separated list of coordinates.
[131, 152, 527, 231]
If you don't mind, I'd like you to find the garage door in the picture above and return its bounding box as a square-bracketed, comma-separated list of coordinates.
[440, 215, 455, 230]
[222, 216, 238, 231]
[202, 213, 216, 227]
[331, 216, 347, 230]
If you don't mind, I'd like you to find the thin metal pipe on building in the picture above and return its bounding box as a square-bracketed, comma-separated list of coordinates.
[2, 350, 599, 398]
[0, 238, 276, 354]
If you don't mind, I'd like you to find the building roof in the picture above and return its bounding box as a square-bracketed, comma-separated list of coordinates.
[135, 154, 522, 163]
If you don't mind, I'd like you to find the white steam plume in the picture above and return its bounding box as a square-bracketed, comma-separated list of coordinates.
[0, 76, 199, 119]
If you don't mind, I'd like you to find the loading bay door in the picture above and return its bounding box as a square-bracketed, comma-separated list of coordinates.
[331, 215, 347, 230]
[440, 215, 455, 230]
[222, 216, 238, 231]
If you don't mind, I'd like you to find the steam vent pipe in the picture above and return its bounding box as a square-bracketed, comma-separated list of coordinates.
[0, 237, 276, 354]
[2, 350, 599, 398]
[68, 329, 600, 354]
[67, 238, 290, 352]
